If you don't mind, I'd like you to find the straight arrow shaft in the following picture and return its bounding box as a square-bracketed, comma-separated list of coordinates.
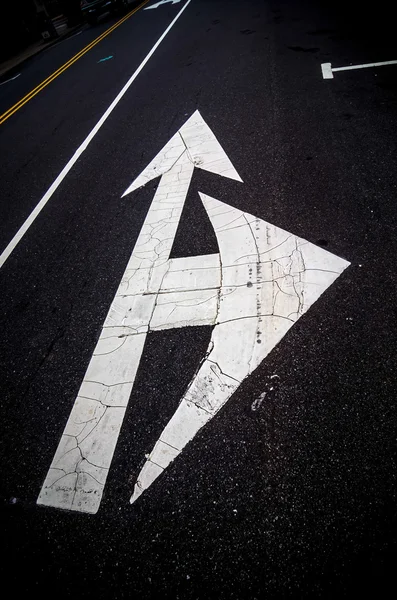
[37, 154, 194, 514]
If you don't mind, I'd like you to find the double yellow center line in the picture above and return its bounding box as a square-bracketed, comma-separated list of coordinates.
[0, 0, 150, 126]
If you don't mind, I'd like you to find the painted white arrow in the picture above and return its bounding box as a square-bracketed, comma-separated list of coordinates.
[144, 0, 182, 10]
[37, 111, 349, 514]
[37, 111, 241, 514]
[130, 193, 350, 502]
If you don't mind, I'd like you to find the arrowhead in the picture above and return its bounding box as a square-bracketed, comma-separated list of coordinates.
[130, 194, 350, 503]
[122, 111, 242, 197]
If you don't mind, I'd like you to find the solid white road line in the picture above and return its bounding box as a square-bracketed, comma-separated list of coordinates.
[321, 59, 397, 79]
[0, 0, 192, 270]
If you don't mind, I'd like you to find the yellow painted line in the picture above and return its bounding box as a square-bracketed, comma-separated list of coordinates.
[0, 0, 150, 126]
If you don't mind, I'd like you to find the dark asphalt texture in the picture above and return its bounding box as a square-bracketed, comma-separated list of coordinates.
[1, 0, 397, 597]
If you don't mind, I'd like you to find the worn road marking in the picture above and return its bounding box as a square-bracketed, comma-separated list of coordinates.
[251, 375, 279, 411]
[38, 111, 350, 514]
[251, 392, 267, 412]
[131, 193, 350, 503]
[145, 0, 182, 9]
[321, 59, 397, 79]
[0, 73, 21, 86]
[0, 0, 150, 127]
[37, 110, 240, 513]
[0, 0, 192, 269]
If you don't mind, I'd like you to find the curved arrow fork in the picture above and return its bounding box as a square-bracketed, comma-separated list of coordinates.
[130, 192, 350, 503]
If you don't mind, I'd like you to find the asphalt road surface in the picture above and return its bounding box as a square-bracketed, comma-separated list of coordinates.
[1, 0, 397, 597]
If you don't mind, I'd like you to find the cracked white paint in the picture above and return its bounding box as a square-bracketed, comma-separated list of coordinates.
[122, 111, 241, 197]
[38, 111, 349, 514]
[38, 111, 241, 514]
[130, 194, 350, 503]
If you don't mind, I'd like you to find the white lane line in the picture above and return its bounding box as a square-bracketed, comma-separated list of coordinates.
[321, 59, 397, 79]
[0, 0, 192, 270]
[0, 73, 21, 86]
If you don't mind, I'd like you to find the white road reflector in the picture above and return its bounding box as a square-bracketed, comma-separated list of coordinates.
[38, 111, 350, 514]
[321, 59, 397, 79]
